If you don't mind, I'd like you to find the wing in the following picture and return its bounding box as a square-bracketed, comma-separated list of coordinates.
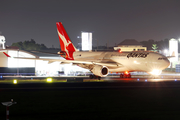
[12, 56, 122, 67]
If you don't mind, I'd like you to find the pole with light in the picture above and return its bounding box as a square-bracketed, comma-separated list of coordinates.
[1, 99, 17, 120]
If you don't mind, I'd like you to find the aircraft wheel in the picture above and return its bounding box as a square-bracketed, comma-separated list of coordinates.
[120, 74, 124, 78]
[90, 75, 93, 79]
[93, 75, 97, 79]
[98, 76, 101, 80]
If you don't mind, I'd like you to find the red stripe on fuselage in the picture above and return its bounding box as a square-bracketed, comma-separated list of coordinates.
[3, 52, 10, 57]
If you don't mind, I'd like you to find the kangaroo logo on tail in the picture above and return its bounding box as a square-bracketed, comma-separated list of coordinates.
[56, 22, 77, 60]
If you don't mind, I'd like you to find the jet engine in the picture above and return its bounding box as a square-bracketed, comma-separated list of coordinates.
[91, 65, 109, 77]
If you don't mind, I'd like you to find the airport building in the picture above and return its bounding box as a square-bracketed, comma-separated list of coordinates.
[0, 49, 89, 76]
[81, 32, 92, 51]
[0, 36, 89, 76]
[114, 39, 147, 51]
[169, 38, 178, 68]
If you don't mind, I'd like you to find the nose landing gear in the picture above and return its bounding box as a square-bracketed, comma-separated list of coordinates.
[120, 73, 131, 78]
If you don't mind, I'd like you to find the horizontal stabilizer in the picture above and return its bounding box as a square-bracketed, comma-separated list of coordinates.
[167, 51, 175, 58]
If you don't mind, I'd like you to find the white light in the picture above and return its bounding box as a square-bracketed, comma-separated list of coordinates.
[164, 49, 168, 53]
[47, 78, 52, 82]
[149, 69, 162, 75]
[13, 80, 17, 84]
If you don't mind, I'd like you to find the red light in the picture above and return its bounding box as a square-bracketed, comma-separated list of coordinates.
[125, 71, 129, 75]
[118, 49, 122, 53]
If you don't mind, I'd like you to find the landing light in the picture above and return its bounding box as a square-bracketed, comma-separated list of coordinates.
[150, 69, 162, 75]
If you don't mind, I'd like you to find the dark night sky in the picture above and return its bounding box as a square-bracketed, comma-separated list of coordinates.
[1, 0, 180, 48]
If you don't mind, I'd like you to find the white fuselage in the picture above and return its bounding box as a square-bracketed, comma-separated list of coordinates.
[73, 51, 170, 73]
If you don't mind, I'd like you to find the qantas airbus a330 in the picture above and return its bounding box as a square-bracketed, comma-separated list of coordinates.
[56, 22, 170, 79]
[5, 22, 170, 79]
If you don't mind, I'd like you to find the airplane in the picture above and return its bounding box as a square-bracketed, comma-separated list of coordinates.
[56, 22, 170, 79]
[4, 22, 170, 79]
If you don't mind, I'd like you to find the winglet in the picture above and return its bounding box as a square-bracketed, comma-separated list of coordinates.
[3, 52, 10, 57]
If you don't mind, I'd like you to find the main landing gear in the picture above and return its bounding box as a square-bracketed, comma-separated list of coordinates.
[120, 73, 131, 78]
[89, 75, 101, 80]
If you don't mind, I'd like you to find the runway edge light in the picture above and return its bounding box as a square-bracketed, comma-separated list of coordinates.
[47, 78, 52, 83]
[13, 79, 17, 84]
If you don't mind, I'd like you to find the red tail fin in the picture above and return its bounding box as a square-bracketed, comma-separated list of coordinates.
[56, 22, 76, 60]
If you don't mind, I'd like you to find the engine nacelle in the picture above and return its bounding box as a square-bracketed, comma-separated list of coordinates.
[91, 65, 109, 77]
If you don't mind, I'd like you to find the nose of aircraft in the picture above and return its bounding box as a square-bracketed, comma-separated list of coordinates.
[160, 57, 170, 70]
[151, 54, 170, 69]
[148, 56, 170, 75]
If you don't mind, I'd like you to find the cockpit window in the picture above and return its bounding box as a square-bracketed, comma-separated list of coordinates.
[158, 57, 168, 60]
